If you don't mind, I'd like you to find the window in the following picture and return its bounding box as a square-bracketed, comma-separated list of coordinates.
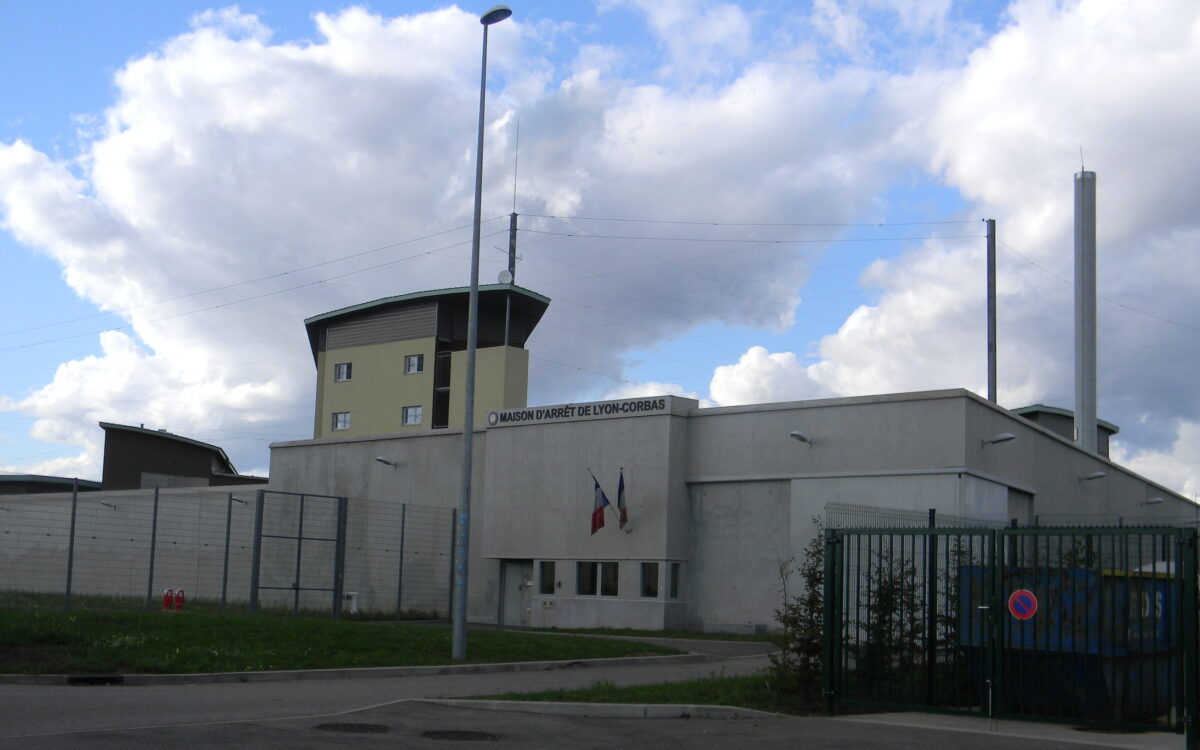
[402, 405, 422, 426]
[404, 354, 424, 374]
[539, 561, 555, 595]
[331, 412, 350, 431]
[640, 562, 659, 598]
[333, 362, 352, 381]
[576, 561, 618, 596]
[669, 562, 681, 599]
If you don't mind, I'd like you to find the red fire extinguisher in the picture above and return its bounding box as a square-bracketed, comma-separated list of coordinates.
[174, 588, 185, 611]
[162, 588, 174, 611]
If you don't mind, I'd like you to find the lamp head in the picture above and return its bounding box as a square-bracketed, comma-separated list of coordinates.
[1080, 471, 1107, 482]
[789, 431, 812, 445]
[982, 432, 1016, 446]
[481, 5, 512, 25]
[1143, 497, 1165, 506]
[375, 456, 399, 469]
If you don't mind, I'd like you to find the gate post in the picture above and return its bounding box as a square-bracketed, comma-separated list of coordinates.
[249, 489, 265, 614]
[331, 496, 348, 621]
[822, 528, 839, 716]
[1181, 528, 1198, 750]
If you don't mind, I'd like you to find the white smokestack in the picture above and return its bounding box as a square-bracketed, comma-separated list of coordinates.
[1074, 170, 1097, 452]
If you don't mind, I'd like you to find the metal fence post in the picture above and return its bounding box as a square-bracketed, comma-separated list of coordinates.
[332, 496, 348, 621]
[249, 489, 265, 614]
[395, 503, 407, 618]
[447, 509, 457, 619]
[221, 493, 234, 612]
[293, 494, 306, 616]
[822, 528, 839, 716]
[1181, 528, 1198, 750]
[63, 478, 79, 610]
[925, 509, 938, 707]
[144, 487, 160, 609]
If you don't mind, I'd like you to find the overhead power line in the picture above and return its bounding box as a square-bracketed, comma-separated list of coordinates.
[523, 213, 978, 227]
[520, 229, 985, 244]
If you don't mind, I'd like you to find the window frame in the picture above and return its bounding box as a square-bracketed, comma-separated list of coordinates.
[575, 561, 619, 597]
[333, 362, 352, 382]
[640, 562, 659, 598]
[331, 412, 351, 431]
[402, 405, 423, 426]
[404, 353, 424, 375]
[538, 561, 555, 595]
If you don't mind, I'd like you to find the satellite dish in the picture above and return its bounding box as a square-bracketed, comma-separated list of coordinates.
[497, 269, 513, 284]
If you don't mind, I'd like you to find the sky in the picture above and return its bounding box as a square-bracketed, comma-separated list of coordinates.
[0, 0, 1197, 496]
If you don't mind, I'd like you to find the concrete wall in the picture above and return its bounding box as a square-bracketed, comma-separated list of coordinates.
[269, 427, 493, 620]
[448, 345, 529, 428]
[265, 388, 1196, 631]
[313, 335, 437, 438]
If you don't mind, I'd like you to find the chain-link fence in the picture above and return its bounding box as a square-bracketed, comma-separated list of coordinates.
[0, 485, 453, 618]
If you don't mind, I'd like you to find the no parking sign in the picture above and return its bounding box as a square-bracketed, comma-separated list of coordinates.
[1008, 589, 1038, 620]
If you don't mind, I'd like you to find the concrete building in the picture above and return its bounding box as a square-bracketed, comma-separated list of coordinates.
[269, 388, 1195, 633]
[305, 284, 548, 438]
[100, 422, 267, 490]
[0, 474, 101, 495]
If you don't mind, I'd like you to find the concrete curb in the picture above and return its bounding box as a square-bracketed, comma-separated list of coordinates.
[417, 698, 785, 720]
[0, 652, 711, 687]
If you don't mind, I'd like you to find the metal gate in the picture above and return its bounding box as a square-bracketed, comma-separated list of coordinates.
[249, 489, 348, 619]
[822, 526, 1198, 745]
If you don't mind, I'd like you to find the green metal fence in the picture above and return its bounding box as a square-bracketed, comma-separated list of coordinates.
[822, 526, 1198, 747]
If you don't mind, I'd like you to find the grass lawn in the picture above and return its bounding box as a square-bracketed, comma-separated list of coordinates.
[480, 674, 821, 715]
[0, 609, 679, 675]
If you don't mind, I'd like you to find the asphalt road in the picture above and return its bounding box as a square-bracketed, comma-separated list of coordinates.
[0, 637, 1180, 749]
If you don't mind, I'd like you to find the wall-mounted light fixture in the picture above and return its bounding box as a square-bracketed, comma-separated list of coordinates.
[1079, 471, 1107, 482]
[375, 457, 400, 470]
[1142, 497, 1165, 506]
[982, 432, 1016, 446]
[98, 501, 117, 510]
[230, 496, 247, 505]
[789, 431, 813, 446]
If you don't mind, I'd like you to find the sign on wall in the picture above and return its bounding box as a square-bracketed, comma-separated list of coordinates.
[487, 396, 671, 427]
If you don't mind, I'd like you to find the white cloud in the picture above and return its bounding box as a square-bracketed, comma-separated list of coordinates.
[702, 0, 1200, 494]
[602, 380, 708, 405]
[4, 1, 1199, 500]
[709, 346, 831, 406]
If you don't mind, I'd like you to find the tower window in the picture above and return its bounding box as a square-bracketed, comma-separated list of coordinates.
[404, 354, 424, 374]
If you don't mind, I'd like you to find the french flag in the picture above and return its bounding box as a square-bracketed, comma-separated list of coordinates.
[617, 469, 628, 530]
[591, 474, 610, 535]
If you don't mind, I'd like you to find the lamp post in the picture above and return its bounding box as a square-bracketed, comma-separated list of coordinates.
[453, 3, 511, 662]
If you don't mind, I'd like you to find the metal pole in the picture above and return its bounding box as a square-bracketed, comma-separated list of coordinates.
[64, 477, 79, 610]
[294, 494, 305, 615]
[145, 487, 160, 609]
[396, 503, 407, 618]
[925, 509, 937, 707]
[504, 211, 517, 346]
[332, 497, 348, 621]
[221, 493, 233, 612]
[985, 218, 997, 403]
[453, 17, 489, 663]
[249, 489, 265, 614]
[449, 509, 458, 622]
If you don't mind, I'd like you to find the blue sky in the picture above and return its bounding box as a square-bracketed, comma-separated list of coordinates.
[2, 1, 1198, 496]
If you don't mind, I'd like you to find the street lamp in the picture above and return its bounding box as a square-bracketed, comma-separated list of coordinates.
[453, 3, 511, 662]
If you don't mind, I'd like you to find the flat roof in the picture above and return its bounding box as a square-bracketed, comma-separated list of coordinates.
[0, 474, 102, 489]
[99, 422, 238, 475]
[1012, 404, 1119, 434]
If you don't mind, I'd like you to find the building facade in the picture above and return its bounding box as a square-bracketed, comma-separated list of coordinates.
[305, 284, 548, 438]
[269, 389, 1195, 633]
